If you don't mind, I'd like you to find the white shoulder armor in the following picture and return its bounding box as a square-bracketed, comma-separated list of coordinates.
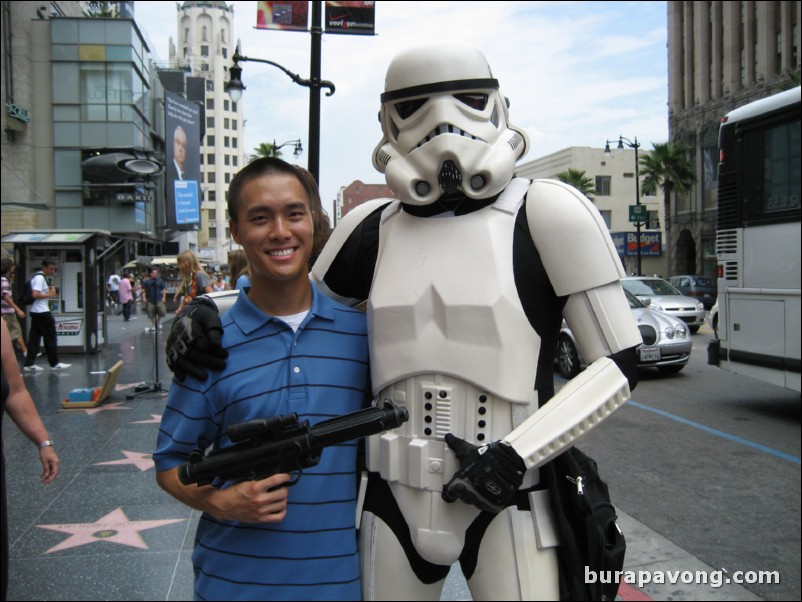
[310, 198, 393, 305]
[526, 179, 625, 296]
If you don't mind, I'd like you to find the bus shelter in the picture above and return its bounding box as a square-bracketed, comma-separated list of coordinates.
[3, 229, 112, 353]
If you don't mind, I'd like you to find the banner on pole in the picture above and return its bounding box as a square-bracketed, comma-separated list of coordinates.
[256, 1, 310, 31]
[325, 1, 375, 35]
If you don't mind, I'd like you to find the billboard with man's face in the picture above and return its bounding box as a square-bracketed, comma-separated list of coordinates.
[165, 91, 201, 230]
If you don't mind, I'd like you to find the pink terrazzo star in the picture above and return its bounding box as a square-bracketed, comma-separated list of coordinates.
[83, 401, 131, 415]
[131, 414, 162, 424]
[94, 450, 154, 472]
[37, 507, 184, 554]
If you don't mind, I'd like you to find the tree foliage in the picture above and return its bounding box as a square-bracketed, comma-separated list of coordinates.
[639, 142, 696, 272]
[555, 168, 595, 200]
[250, 142, 283, 163]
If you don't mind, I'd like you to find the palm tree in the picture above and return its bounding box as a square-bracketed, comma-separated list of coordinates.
[250, 142, 282, 163]
[555, 168, 595, 201]
[639, 141, 696, 274]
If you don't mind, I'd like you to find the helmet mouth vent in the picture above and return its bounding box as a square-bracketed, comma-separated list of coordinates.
[438, 160, 462, 195]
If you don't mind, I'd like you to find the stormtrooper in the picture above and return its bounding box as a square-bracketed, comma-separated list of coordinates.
[168, 42, 642, 600]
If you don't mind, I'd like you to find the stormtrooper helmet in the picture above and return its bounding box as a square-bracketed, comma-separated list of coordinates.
[373, 42, 530, 205]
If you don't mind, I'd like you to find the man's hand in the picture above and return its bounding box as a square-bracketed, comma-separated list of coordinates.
[166, 297, 228, 381]
[212, 473, 291, 524]
[442, 434, 525, 513]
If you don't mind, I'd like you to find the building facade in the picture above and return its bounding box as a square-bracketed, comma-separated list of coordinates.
[2, 2, 169, 266]
[169, 0, 245, 264]
[667, 0, 801, 277]
[1, 2, 84, 235]
[516, 146, 667, 277]
[335, 180, 395, 225]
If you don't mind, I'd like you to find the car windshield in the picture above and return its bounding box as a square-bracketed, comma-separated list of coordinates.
[624, 279, 681, 296]
[625, 289, 647, 309]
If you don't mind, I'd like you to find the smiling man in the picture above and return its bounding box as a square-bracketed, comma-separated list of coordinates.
[154, 158, 371, 600]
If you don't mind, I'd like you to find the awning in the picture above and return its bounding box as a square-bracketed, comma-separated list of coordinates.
[151, 256, 178, 265]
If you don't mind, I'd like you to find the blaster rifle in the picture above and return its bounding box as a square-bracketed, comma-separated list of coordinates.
[178, 400, 408, 486]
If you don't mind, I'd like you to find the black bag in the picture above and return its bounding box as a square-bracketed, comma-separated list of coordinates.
[542, 447, 626, 601]
[18, 272, 43, 307]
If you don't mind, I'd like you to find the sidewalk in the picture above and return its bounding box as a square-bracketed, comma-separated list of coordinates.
[4, 306, 763, 600]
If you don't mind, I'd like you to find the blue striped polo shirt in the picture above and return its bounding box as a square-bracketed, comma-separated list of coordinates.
[154, 283, 370, 601]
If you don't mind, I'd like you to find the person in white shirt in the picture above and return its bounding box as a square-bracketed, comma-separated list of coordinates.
[23, 260, 70, 371]
[107, 272, 121, 306]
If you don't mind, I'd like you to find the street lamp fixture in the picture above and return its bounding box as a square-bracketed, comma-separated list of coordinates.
[224, 4, 335, 184]
[274, 139, 304, 159]
[604, 135, 642, 276]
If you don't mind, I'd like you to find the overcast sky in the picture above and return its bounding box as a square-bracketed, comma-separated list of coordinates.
[135, 1, 669, 213]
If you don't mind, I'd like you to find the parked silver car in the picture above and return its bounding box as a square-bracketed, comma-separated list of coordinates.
[621, 276, 706, 333]
[555, 289, 692, 377]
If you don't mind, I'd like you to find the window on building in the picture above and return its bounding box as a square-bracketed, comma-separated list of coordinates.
[225, 172, 231, 184]
[595, 176, 611, 196]
[207, 154, 215, 165]
[208, 190, 216, 202]
[232, 119, 237, 129]
[646, 210, 660, 230]
[207, 116, 214, 128]
[206, 135, 215, 147]
[201, 45, 209, 57]
[702, 146, 718, 210]
[79, 62, 137, 122]
[209, 227, 217, 239]
[224, 118, 229, 129]
[232, 138, 237, 149]
[224, 155, 230, 166]
[702, 237, 717, 277]
[224, 136, 230, 147]
[202, 26, 208, 42]
[206, 98, 214, 110]
[232, 156, 238, 167]
[222, 48, 227, 59]
[598, 210, 612, 229]
[207, 172, 216, 184]
[184, 28, 189, 42]
[224, 100, 229, 111]
[206, 79, 214, 92]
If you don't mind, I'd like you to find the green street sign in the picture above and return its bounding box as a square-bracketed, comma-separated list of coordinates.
[629, 204, 646, 223]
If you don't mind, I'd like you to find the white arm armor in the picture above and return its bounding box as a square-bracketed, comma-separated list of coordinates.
[504, 356, 630, 470]
[503, 179, 642, 469]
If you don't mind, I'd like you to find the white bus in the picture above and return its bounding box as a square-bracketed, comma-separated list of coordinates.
[708, 86, 801, 392]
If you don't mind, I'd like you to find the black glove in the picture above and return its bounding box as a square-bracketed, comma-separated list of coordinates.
[165, 297, 228, 382]
[442, 433, 526, 513]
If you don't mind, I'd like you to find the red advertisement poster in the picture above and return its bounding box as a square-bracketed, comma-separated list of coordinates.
[256, 1, 310, 31]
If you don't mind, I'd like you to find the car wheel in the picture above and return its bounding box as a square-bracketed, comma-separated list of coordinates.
[557, 334, 581, 378]
[657, 365, 685, 374]
[689, 325, 700, 334]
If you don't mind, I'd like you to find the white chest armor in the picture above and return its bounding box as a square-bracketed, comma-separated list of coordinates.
[368, 180, 539, 406]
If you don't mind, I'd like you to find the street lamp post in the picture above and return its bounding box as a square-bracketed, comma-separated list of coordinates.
[224, 3, 334, 183]
[273, 139, 304, 159]
[605, 135, 642, 276]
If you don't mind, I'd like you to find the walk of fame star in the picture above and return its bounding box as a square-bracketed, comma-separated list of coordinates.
[37, 507, 185, 554]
